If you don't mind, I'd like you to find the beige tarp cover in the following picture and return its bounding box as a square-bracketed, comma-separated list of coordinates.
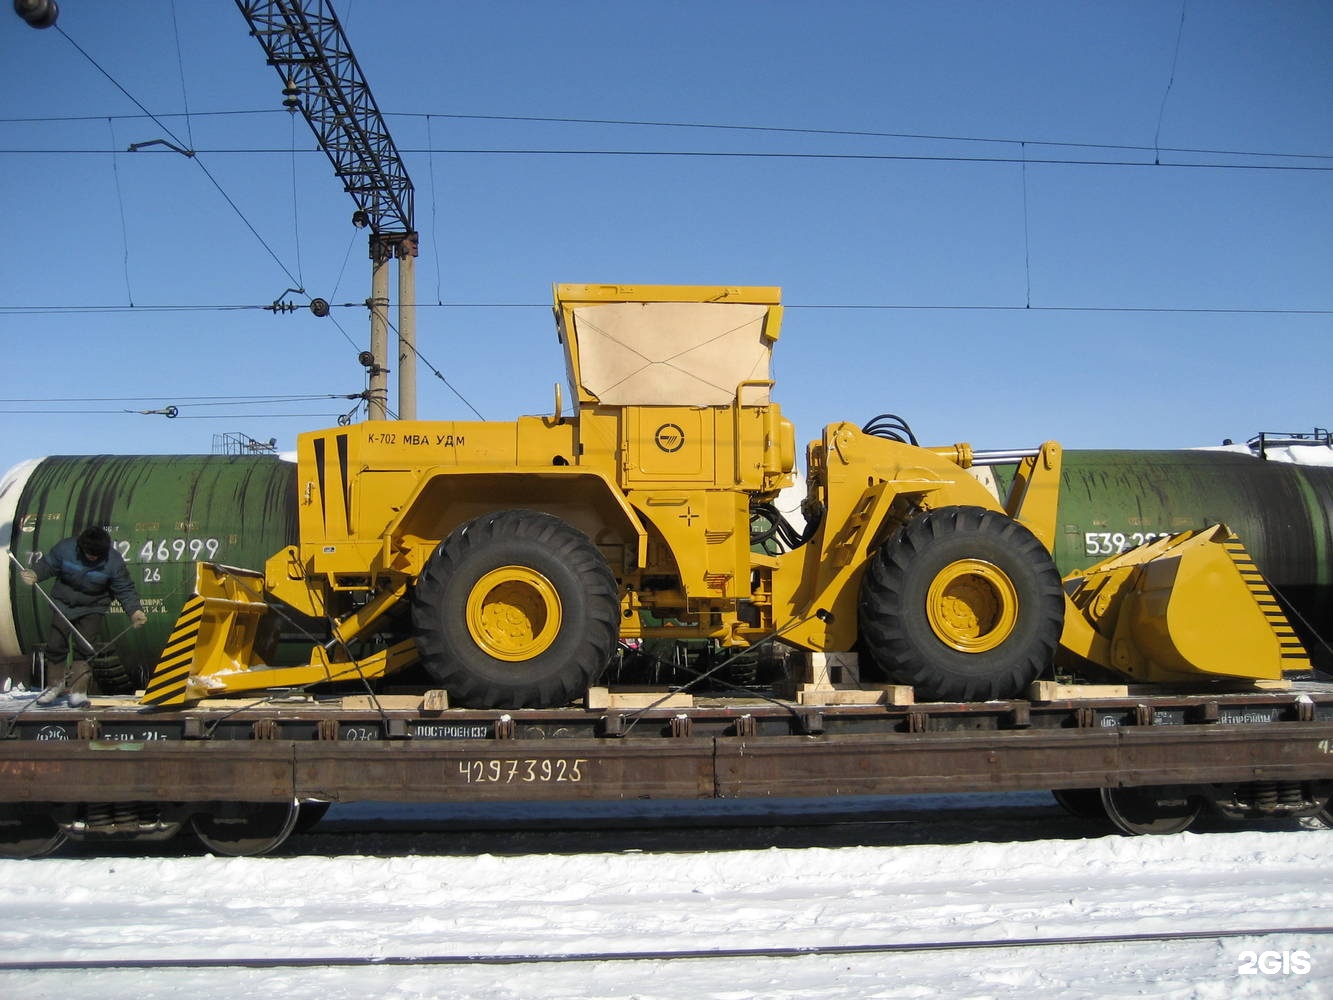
[571, 302, 772, 406]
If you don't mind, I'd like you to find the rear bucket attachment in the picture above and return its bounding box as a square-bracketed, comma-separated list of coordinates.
[142, 563, 419, 706]
[1061, 524, 1310, 684]
[142, 563, 271, 706]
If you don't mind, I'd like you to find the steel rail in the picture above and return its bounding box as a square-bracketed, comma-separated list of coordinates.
[6, 926, 1333, 972]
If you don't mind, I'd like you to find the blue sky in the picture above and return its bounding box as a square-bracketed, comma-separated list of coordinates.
[1, 0, 1329, 478]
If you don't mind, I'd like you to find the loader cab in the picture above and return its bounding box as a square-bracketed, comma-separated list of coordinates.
[552, 284, 797, 495]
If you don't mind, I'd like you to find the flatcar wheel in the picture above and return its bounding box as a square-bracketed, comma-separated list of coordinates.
[1100, 786, 1201, 836]
[191, 800, 300, 857]
[0, 804, 68, 859]
[1052, 788, 1109, 821]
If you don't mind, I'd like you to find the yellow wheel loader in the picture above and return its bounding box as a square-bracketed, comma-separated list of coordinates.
[143, 285, 1308, 708]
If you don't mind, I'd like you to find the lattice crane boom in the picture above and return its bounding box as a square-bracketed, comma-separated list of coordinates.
[235, 0, 419, 419]
[235, 0, 414, 237]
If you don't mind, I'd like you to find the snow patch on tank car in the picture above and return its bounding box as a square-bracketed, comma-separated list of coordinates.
[1199, 443, 1333, 467]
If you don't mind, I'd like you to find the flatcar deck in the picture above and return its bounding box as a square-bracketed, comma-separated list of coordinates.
[4, 684, 1333, 807]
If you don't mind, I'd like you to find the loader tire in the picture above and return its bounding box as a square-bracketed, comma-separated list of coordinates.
[858, 505, 1064, 702]
[412, 509, 620, 709]
[89, 652, 139, 695]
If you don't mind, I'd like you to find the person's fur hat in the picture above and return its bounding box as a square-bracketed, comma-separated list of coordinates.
[77, 525, 111, 562]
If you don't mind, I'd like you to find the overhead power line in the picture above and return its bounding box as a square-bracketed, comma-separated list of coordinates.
[44, 23, 305, 289]
[3, 108, 1330, 163]
[381, 313, 484, 420]
[401, 110, 1333, 162]
[0, 393, 353, 402]
[2, 302, 1330, 317]
[3, 146, 1329, 172]
[0, 408, 345, 419]
[0, 303, 270, 313]
[0, 390, 363, 421]
[0, 109, 281, 123]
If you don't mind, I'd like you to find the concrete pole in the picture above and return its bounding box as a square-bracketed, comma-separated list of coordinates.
[396, 235, 418, 421]
[368, 241, 391, 421]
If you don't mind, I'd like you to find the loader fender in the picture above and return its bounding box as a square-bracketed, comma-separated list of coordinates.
[382, 466, 648, 575]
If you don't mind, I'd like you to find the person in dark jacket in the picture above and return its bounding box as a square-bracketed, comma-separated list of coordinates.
[18, 525, 147, 707]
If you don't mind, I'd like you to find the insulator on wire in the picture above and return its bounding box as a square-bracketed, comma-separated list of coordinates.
[14, 0, 59, 29]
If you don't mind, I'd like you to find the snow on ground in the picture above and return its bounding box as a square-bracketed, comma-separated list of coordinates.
[1, 814, 1329, 999]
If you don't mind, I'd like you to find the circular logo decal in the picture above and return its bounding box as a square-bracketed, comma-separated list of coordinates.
[654, 423, 685, 453]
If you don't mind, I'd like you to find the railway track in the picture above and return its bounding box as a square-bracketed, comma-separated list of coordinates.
[6, 926, 1333, 972]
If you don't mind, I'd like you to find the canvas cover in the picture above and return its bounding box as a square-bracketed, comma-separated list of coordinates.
[571, 302, 773, 406]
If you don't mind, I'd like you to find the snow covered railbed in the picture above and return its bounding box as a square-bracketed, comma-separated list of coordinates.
[0, 822, 1328, 998]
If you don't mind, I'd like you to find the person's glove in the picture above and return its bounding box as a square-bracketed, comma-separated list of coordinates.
[19, 569, 36, 585]
[130, 610, 148, 628]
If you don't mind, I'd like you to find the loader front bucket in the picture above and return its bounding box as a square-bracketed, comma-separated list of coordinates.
[141, 562, 271, 706]
[1060, 524, 1310, 684]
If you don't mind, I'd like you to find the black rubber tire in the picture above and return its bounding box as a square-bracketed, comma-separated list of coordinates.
[90, 653, 139, 695]
[411, 509, 620, 709]
[858, 505, 1064, 702]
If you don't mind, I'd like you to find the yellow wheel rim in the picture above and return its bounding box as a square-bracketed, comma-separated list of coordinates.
[925, 559, 1018, 653]
[466, 566, 562, 661]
